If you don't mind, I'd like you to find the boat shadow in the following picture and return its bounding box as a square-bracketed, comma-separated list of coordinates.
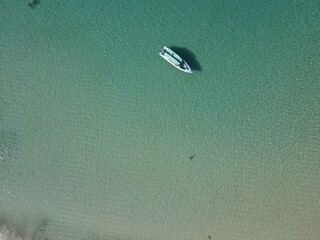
[169, 46, 202, 71]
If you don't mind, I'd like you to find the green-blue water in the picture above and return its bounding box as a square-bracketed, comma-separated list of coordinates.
[0, 1, 319, 239]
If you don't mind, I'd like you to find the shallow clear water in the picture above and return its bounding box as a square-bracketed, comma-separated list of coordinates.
[0, 1, 319, 240]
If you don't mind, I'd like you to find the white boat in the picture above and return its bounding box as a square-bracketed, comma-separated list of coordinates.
[159, 46, 192, 73]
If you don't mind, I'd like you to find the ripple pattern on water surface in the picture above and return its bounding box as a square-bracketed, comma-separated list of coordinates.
[0, 0, 319, 240]
[0, 130, 19, 164]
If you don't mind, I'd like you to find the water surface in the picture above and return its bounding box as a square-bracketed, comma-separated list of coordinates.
[0, 1, 319, 239]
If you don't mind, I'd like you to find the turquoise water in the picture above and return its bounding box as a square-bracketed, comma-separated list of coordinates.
[0, 0, 319, 239]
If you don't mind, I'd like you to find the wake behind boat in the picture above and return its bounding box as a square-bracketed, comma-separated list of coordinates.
[159, 46, 192, 73]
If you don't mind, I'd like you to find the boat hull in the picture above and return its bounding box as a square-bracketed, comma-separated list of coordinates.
[159, 46, 192, 73]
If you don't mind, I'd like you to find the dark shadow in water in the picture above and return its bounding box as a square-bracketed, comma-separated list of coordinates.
[29, 0, 41, 9]
[32, 217, 48, 240]
[169, 46, 202, 71]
